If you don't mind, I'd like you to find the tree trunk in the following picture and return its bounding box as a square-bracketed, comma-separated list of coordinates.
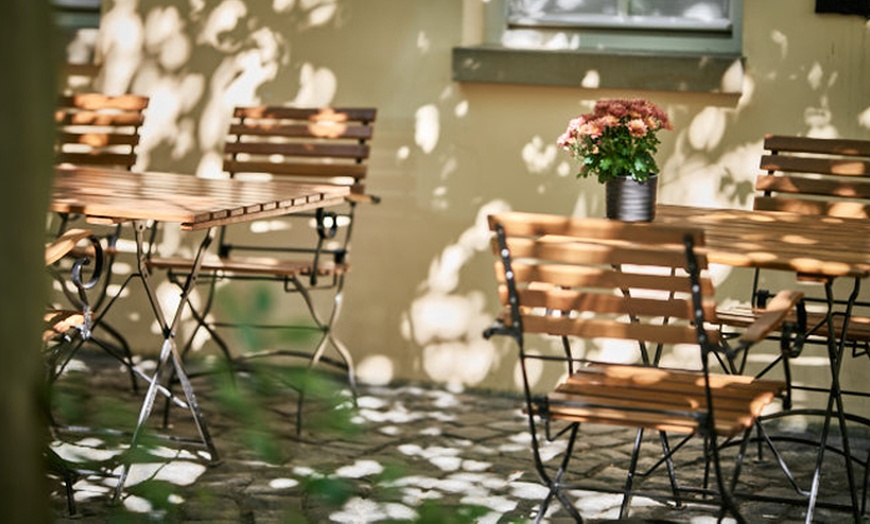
[0, 1, 58, 522]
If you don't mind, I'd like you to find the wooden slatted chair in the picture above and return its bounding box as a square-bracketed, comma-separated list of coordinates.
[50, 93, 149, 385]
[54, 93, 148, 170]
[43, 228, 104, 516]
[716, 134, 870, 521]
[717, 135, 870, 381]
[483, 212, 805, 522]
[147, 106, 379, 433]
[44, 228, 103, 346]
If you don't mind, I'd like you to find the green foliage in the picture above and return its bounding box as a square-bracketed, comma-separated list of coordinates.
[47, 282, 509, 521]
[409, 500, 490, 523]
[304, 475, 356, 506]
[580, 123, 662, 183]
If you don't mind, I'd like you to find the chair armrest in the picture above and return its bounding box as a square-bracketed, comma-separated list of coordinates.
[346, 193, 381, 204]
[738, 290, 804, 344]
[45, 228, 93, 266]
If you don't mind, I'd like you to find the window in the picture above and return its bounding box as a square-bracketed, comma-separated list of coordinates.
[52, 0, 101, 65]
[508, 0, 733, 33]
[52, 0, 101, 30]
[453, 0, 744, 93]
[500, 0, 740, 55]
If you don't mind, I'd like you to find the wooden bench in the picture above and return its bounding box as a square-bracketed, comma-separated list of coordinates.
[483, 212, 803, 521]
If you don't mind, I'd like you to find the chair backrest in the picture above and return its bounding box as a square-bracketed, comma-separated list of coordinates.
[224, 106, 376, 197]
[754, 134, 870, 218]
[488, 212, 721, 357]
[54, 93, 149, 170]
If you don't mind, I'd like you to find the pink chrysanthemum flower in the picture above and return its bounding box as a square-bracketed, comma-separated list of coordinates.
[556, 98, 672, 183]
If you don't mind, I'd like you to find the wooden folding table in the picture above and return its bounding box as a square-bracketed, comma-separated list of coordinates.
[50, 165, 350, 499]
[656, 203, 870, 522]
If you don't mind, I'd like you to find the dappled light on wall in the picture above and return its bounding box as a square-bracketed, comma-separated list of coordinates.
[415, 104, 440, 154]
[198, 0, 247, 50]
[659, 106, 749, 208]
[521, 136, 558, 175]
[144, 7, 191, 71]
[720, 59, 744, 93]
[522, 135, 561, 195]
[580, 69, 600, 88]
[687, 107, 727, 152]
[99, 0, 144, 96]
[293, 63, 338, 107]
[356, 355, 394, 386]
[860, 107, 870, 130]
[400, 201, 511, 388]
[98, 0, 343, 179]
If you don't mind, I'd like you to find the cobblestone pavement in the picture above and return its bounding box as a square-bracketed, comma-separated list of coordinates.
[49, 349, 868, 523]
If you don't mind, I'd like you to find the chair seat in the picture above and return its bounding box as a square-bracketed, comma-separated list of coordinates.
[548, 364, 785, 438]
[717, 305, 870, 342]
[148, 255, 349, 278]
[44, 309, 86, 342]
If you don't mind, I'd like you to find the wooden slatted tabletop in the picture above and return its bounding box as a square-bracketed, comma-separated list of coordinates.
[655, 204, 870, 278]
[51, 166, 350, 230]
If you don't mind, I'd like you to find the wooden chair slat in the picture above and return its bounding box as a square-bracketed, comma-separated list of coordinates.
[499, 237, 707, 269]
[519, 314, 714, 345]
[45, 228, 93, 266]
[43, 310, 86, 342]
[57, 131, 141, 147]
[764, 134, 870, 157]
[223, 160, 367, 179]
[554, 382, 771, 421]
[56, 152, 138, 168]
[549, 365, 783, 437]
[55, 112, 146, 127]
[229, 122, 373, 140]
[756, 173, 870, 198]
[233, 106, 376, 122]
[546, 395, 751, 436]
[58, 93, 150, 111]
[754, 196, 870, 219]
[760, 154, 870, 178]
[148, 255, 348, 277]
[563, 364, 783, 393]
[499, 261, 716, 296]
[489, 212, 705, 246]
[224, 141, 370, 160]
[502, 286, 715, 320]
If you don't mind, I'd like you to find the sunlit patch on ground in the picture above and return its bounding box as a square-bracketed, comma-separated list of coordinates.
[49, 350, 868, 523]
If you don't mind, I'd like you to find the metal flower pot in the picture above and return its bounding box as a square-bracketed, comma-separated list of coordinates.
[605, 174, 658, 222]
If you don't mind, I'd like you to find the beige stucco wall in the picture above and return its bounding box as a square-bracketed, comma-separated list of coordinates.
[86, 0, 870, 410]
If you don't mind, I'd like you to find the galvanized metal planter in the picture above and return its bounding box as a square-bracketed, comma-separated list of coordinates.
[605, 174, 658, 222]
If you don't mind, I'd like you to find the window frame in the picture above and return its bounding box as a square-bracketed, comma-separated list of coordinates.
[52, 0, 101, 30]
[497, 0, 742, 55]
[452, 0, 745, 94]
[506, 0, 735, 35]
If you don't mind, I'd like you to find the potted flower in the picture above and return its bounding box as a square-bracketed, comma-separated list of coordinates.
[557, 98, 672, 221]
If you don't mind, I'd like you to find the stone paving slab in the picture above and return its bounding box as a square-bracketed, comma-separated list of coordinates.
[48, 350, 868, 523]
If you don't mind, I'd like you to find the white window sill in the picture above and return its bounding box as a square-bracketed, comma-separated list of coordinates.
[451, 46, 745, 94]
